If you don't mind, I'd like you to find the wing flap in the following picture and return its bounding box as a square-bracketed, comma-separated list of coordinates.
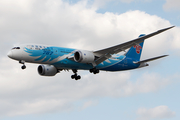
[95, 53, 112, 65]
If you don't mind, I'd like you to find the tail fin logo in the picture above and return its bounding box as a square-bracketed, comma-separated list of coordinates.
[134, 44, 142, 54]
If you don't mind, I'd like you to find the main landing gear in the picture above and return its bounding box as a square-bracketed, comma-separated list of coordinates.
[89, 68, 99, 74]
[71, 68, 100, 80]
[19, 60, 26, 70]
[71, 69, 81, 80]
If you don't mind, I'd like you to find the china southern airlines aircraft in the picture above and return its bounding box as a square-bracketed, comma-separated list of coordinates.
[7, 26, 174, 80]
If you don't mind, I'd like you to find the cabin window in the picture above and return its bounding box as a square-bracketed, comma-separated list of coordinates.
[26, 45, 47, 50]
[35, 47, 39, 50]
[42, 46, 46, 49]
[27, 45, 32, 49]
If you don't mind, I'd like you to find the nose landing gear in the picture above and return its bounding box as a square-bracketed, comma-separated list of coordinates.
[19, 60, 26, 70]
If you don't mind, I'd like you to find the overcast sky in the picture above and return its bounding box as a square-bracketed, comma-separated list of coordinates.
[0, 0, 180, 120]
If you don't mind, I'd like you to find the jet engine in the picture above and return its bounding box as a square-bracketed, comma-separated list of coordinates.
[74, 50, 95, 63]
[37, 65, 57, 76]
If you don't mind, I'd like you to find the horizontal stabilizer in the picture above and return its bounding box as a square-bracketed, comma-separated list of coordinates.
[134, 55, 168, 64]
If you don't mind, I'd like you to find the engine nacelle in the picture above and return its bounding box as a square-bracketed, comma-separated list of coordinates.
[37, 65, 57, 76]
[74, 50, 95, 63]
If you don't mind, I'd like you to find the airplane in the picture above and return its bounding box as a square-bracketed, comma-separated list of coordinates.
[7, 26, 174, 80]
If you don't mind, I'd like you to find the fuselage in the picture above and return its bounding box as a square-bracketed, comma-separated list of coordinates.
[7, 44, 141, 71]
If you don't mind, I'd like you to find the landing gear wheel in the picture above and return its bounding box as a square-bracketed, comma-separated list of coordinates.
[71, 74, 77, 79]
[21, 65, 26, 69]
[71, 70, 81, 80]
[90, 68, 100, 74]
[89, 69, 93, 73]
[75, 75, 81, 80]
[77, 75, 81, 80]
[71, 75, 74, 79]
[93, 69, 99, 74]
[71, 73, 80, 79]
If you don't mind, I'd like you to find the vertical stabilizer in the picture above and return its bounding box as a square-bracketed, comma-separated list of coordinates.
[125, 34, 145, 61]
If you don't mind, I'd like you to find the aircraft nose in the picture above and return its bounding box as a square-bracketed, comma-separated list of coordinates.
[7, 51, 13, 58]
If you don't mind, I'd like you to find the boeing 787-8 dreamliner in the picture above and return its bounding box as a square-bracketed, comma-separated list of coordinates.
[7, 26, 174, 80]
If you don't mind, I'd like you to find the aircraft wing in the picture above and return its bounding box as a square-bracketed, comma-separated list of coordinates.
[93, 26, 174, 66]
[133, 55, 168, 64]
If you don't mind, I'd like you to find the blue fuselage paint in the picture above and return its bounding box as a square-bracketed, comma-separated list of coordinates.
[21, 45, 140, 71]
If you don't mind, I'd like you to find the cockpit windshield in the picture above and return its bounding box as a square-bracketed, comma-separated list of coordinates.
[12, 47, 20, 50]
